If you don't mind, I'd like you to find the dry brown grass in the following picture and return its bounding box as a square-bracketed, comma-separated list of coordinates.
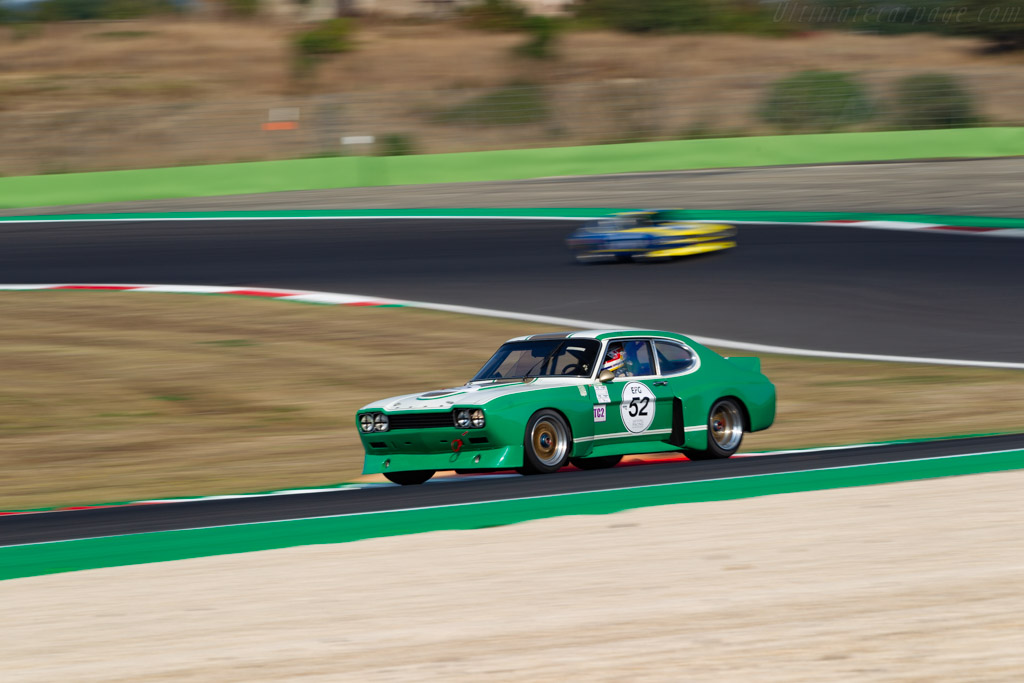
[3, 19, 1024, 109]
[3, 19, 1024, 174]
[1, 291, 1022, 510]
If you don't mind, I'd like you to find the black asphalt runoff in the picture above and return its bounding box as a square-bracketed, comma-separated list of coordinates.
[3, 433, 1023, 547]
[0, 218, 1022, 361]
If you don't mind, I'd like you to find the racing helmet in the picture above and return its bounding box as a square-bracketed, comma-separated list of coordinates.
[602, 345, 625, 374]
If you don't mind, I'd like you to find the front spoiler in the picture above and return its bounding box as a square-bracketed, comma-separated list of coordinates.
[362, 445, 522, 474]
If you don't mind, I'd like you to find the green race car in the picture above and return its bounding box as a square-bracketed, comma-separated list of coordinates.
[357, 330, 775, 485]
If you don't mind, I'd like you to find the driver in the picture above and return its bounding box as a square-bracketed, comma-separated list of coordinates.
[602, 343, 630, 377]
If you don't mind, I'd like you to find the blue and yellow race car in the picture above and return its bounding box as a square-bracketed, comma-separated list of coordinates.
[566, 210, 736, 263]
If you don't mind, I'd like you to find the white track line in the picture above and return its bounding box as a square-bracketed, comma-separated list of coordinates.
[697, 219, 1024, 238]
[0, 215, 594, 225]
[1, 213, 1022, 238]
[3, 283, 1023, 369]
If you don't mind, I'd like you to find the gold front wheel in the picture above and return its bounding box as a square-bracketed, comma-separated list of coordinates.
[521, 410, 571, 474]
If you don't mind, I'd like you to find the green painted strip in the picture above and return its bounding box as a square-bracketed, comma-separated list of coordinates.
[1, 127, 1023, 210]
[2, 448, 1021, 581]
[1, 207, 1023, 228]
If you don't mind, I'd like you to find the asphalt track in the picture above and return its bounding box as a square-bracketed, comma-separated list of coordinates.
[2, 216, 1023, 544]
[1, 217, 1022, 361]
[4, 433, 1024, 547]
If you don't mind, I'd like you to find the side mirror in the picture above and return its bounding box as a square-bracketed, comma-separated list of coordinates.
[598, 369, 615, 383]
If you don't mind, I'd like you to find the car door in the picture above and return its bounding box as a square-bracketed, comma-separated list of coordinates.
[652, 338, 703, 445]
[592, 338, 676, 449]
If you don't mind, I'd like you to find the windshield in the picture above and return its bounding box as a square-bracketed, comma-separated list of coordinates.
[472, 340, 600, 381]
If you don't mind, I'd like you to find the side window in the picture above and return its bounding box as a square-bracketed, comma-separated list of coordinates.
[656, 341, 696, 375]
[622, 340, 654, 377]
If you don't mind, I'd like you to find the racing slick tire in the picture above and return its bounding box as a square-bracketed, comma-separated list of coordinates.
[688, 398, 745, 460]
[569, 455, 623, 470]
[518, 410, 572, 475]
[384, 470, 435, 486]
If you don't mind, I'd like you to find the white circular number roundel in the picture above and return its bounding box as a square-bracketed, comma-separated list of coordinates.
[620, 382, 655, 433]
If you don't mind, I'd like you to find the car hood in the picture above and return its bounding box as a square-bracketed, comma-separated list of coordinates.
[360, 377, 591, 412]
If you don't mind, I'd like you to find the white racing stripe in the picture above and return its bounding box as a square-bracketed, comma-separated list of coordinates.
[576, 428, 674, 443]
[577, 425, 707, 443]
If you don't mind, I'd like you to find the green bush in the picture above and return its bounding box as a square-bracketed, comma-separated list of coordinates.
[573, 0, 783, 35]
[759, 70, 874, 132]
[291, 18, 354, 83]
[513, 16, 559, 59]
[30, 0, 175, 21]
[8, 22, 44, 40]
[891, 73, 979, 129]
[222, 0, 259, 18]
[376, 133, 416, 157]
[435, 83, 549, 126]
[294, 19, 354, 57]
[460, 0, 532, 31]
[575, 0, 712, 32]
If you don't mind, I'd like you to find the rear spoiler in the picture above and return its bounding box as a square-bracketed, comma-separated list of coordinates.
[725, 356, 761, 373]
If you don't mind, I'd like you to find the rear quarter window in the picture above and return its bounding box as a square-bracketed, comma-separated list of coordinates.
[656, 341, 697, 375]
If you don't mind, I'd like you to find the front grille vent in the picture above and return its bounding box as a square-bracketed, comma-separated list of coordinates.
[388, 412, 453, 430]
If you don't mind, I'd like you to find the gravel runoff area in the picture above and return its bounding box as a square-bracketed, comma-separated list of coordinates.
[2, 157, 1023, 218]
[4, 468, 1023, 681]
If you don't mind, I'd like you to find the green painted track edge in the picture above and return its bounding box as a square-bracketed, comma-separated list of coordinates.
[1, 126, 1023, 210]
[2, 430, 1014, 515]
[1, 207, 1023, 228]
[3, 448, 1022, 581]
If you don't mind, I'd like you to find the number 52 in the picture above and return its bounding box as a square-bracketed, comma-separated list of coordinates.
[628, 397, 649, 417]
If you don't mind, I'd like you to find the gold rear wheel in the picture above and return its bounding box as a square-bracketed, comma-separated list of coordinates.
[707, 398, 744, 457]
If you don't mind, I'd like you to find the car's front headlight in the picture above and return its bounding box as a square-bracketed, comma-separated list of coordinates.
[359, 414, 375, 433]
[374, 413, 389, 432]
[454, 408, 485, 429]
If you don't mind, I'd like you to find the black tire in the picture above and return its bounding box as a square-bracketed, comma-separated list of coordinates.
[569, 455, 623, 470]
[383, 470, 434, 486]
[689, 398, 744, 460]
[518, 410, 572, 475]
